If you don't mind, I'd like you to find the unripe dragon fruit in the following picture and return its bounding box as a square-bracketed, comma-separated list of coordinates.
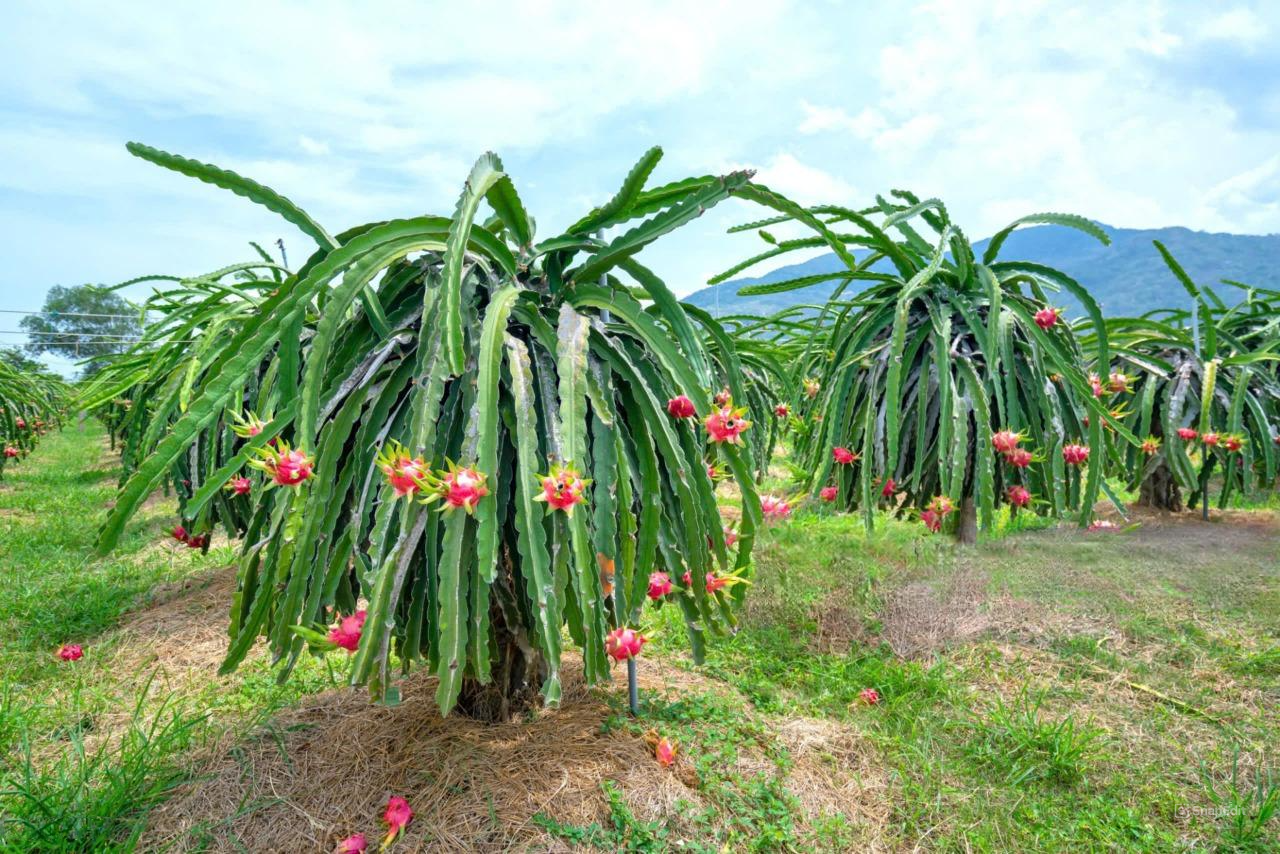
[1006, 485, 1032, 508]
[991, 430, 1023, 454]
[803, 377, 821, 399]
[666, 395, 696, 418]
[532, 464, 588, 515]
[773, 403, 790, 418]
[832, 446, 858, 465]
[760, 494, 791, 520]
[58, 643, 84, 661]
[1108, 371, 1131, 393]
[820, 486, 838, 502]
[250, 441, 314, 487]
[704, 400, 752, 445]
[1062, 444, 1090, 465]
[1176, 427, 1198, 441]
[605, 626, 647, 661]
[1140, 436, 1161, 455]
[647, 571, 673, 600]
[1033, 307, 1059, 330]
[328, 609, 368, 652]
[376, 440, 429, 498]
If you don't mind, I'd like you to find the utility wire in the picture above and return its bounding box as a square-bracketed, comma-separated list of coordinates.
[0, 308, 142, 319]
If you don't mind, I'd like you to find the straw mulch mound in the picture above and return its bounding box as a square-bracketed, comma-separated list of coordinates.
[141, 659, 887, 852]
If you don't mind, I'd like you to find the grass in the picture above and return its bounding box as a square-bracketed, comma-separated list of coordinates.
[2, 423, 1277, 851]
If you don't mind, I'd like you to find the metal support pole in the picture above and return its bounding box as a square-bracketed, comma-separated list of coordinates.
[627, 657, 639, 716]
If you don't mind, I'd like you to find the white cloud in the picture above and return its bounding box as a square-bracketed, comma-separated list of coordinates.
[1199, 7, 1267, 47]
[729, 153, 856, 206]
[297, 135, 330, 156]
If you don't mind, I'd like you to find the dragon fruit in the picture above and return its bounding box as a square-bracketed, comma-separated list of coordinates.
[921, 509, 942, 533]
[859, 687, 880, 705]
[230, 410, 268, 438]
[1176, 427, 1198, 441]
[1140, 436, 1161, 455]
[655, 736, 677, 768]
[185, 533, 209, 549]
[1201, 432, 1220, 447]
[376, 440, 429, 498]
[417, 461, 490, 514]
[647, 571, 673, 600]
[1062, 444, 1090, 465]
[1222, 434, 1245, 452]
[15, 418, 26, 429]
[713, 387, 732, 407]
[3, 446, 17, 458]
[171, 525, 188, 543]
[820, 486, 838, 502]
[760, 495, 791, 520]
[532, 464, 588, 515]
[335, 833, 368, 853]
[1088, 373, 1105, 398]
[881, 477, 897, 498]
[58, 643, 83, 661]
[803, 377, 821, 399]
[704, 400, 752, 445]
[1033, 307, 1059, 330]
[605, 627, 646, 662]
[705, 572, 732, 593]
[773, 403, 790, 418]
[832, 446, 858, 465]
[227, 476, 252, 496]
[666, 395, 696, 418]
[328, 609, 368, 652]
[1006, 485, 1032, 508]
[1004, 448, 1034, 468]
[927, 495, 955, 516]
[991, 430, 1023, 454]
[250, 441, 314, 487]
[723, 525, 738, 548]
[1108, 371, 1131, 393]
[382, 796, 413, 848]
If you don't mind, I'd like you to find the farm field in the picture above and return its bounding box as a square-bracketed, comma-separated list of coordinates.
[3, 423, 1276, 852]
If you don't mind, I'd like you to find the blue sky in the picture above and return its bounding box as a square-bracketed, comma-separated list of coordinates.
[3, 1, 1279, 375]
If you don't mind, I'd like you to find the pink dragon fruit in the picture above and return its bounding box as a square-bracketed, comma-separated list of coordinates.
[250, 441, 314, 487]
[832, 446, 858, 465]
[1006, 485, 1032, 508]
[58, 643, 84, 661]
[859, 687, 880, 705]
[376, 440, 429, 498]
[666, 395, 696, 418]
[773, 403, 790, 418]
[382, 796, 413, 847]
[605, 627, 646, 662]
[647, 571, 673, 600]
[820, 486, 838, 502]
[328, 610, 368, 652]
[991, 430, 1023, 455]
[228, 476, 252, 496]
[704, 400, 752, 445]
[533, 464, 588, 515]
[1033, 307, 1059, 330]
[655, 736, 677, 768]
[1062, 444, 1090, 465]
[760, 495, 791, 520]
[1176, 427, 1198, 441]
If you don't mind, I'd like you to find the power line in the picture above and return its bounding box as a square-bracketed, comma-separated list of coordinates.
[0, 330, 198, 343]
[0, 308, 142, 320]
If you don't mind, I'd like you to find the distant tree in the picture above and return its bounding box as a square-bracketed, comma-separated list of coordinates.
[19, 285, 142, 376]
[0, 346, 52, 375]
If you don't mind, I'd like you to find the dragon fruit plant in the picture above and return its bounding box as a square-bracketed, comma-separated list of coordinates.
[713, 195, 1132, 540]
[0, 356, 67, 477]
[92, 143, 764, 720]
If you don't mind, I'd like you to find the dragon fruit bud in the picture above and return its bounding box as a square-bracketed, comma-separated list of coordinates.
[1108, 371, 1131, 393]
[803, 377, 820, 398]
[1222, 434, 1244, 452]
[382, 796, 412, 847]
[832, 446, 858, 465]
[881, 477, 897, 498]
[328, 610, 368, 652]
[230, 410, 268, 439]
[171, 525, 188, 543]
[655, 737, 677, 768]
[3, 446, 17, 458]
[820, 486, 838, 502]
[704, 402, 752, 445]
[335, 833, 368, 853]
[760, 494, 791, 520]
[1140, 436, 1161, 455]
[647, 571, 673, 600]
[774, 403, 790, 418]
[713, 387, 732, 407]
[228, 476, 252, 496]
[666, 395, 696, 418]
[605, 627, 646, 662]
[1062, 444, 1090, 465]
[1033, 307, 1059, 330]
[1176, 427, 1198, 441]
[533, 464, 588, 514]
[1006, 485, 1032, 508]
[859, 687, 880, 705]
[58, 643, 84, 661]
[991, 430, 1023, 454]
[377, 440, 429, 498]
[1201, 432, 1220, 447]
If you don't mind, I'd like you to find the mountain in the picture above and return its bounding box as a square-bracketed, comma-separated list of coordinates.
[683, 224, 1280, 319]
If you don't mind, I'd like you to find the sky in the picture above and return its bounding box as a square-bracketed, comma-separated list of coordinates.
[2, 0, 1279, 375]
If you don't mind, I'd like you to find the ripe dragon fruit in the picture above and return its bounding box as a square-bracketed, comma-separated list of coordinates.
[760, 495, 791, 520]
[376, 440, 429, 498]
[382, 796, 413, 848]
[1140, 436, 1161, 455]
[58, 643, 84, 661]
[186, 533, 209, 549]
[1033, 307, 1059, 330]
[921, 509, 942, 533]
[859, 687, 880, 705]
[927, 495, 955, 516]
[532, 464, 589, 515]
[15, 418, 26, 430]
[832, 446, 858, 465]
[803, 377, 821, 398]
[723, 525, 738, 548]
[1201, 432, 1220, 447]
[416, 462, 490, 514]
[171, 525, 188, 543]
[655, 736, 677, 768]
[1062, 444, 1090, 465]
[666, 395, 696, 418]
[1222, 434, 1245, 452]
[647, 571, 673, 600]
[820, 486, 838, 502]
[705, 572, 732, 593]
[1088, 373, 1105, 398]
[1086, 520, 1120, 533]
[991, 430, 1023, 455]
[1006, 485, 1032, 508]
[3, 446, 17, 458]
[335, 833, 368, 853]
[250, 441, 314, 487]
[1176, 427, 1198, 441]
[1004, 448, 1034, 468]
[227, 476, 252, 496]
[328, 609, 368, 652]
[773, 403, 790, 418]
[881, 477, 896, 498]
[704, 400, 752, 445]
[605, 627, 647, 662]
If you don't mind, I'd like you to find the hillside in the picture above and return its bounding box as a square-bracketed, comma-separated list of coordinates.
[684, 224, 1280, 318]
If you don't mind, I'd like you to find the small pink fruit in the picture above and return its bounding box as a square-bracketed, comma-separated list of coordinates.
[1176, 427, 1198, 441]
[760, 495, 791, 520]
[666, 395, 696, 419]
[723, 525, 738, 548]
[774, 403, 790, 418]
[58, 643, 83, 661]
[377, 440, 429, 498]
[921, 509, 942, 533]
[327, 610, 367, 652]
[1062, 444, 1090, 465]
[859, 687, 880, 705]
[1108, 371, 1131, 393]
[230, 410, 267, 439]
[1222, 435, 1244, 452]
[228, 476, 252, 496]
[186, 533, 208, 550]
[647, 571, 673, 600]
[1005, 448, 1034, 468]
[832, 446, 858, 465]
[655, 737, 677, 768]
[713, 388, 732, 407]
[1201, 432, 1220, 447]
[382, 796, 412, 847]
[335, 833, 368, 853]
[171, 525, 188, 543]
[251, 441, 314, 487]
[1033, 307, 1059, 330]
[1006, 485, 1032, 508]
[605, 627, 646, 662]
[991, 430, 1023, 455]
[704, 401, 752, 445]
[881, 477, 897, 498]
[3, 446, 17, 458]
[15, 418, 26, 429]
[533, 464, 588, 515]
[820, 486, 838, 502]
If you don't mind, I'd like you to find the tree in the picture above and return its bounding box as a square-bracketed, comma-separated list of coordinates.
[20, 285, 142, 376]
[93, 142, 763, 721]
